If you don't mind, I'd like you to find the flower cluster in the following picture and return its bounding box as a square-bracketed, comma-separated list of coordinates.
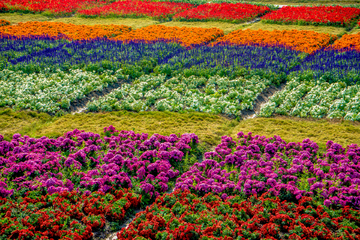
[176, 132, 360, 209]
[0, 21, 132, 40]
[78, 0, 194, 20]
[112, 25, 224, 47]
[173, 2, 270, 23]
[118, 189, 360, 239]
[213, 29, 337, 54]
[262, 5, 360, 27]
[0, 189, 141, 239]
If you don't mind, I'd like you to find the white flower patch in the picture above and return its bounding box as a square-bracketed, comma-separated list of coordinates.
[87, 74, 270, 116]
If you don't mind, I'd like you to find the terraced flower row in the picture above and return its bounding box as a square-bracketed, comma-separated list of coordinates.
[2, 129, 360, 239]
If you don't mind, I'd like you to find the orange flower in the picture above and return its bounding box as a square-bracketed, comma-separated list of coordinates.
[213, 29, 337, 54]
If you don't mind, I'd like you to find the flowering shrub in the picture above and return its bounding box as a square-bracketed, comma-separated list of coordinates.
[0, 19, 10, 26]
[176, 132, 360, 208]
[0, 21, 132, 40]
[112, 25, 224, 47]
[259, 77, 360, 120]
[78, 0, 194, 21]
[118, 189, 360, 239]
[262, 5, 360, 27]
[213, 29, 337, 54]
[0, 189, 141, 239]
[331, 33, 360, 52]
[86, 74, 270, 115]
[173, 2, 270, 23]
[1, 0, 101, 14]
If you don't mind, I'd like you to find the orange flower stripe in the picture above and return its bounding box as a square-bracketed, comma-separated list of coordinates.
[331, 33, 360, 51]
[213, 29, 337, 54]
[0, 21, 132, 40]
[111, 25, 224, 46]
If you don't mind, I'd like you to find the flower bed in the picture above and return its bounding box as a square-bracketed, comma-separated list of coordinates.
[173, 2, 270, 23]
[213, 29, 337, 54]
[118, 189, 360, 239]
[78, 0, 194, 21]
[0, 19, 10, 26]
[176, 132, 360, 208]
[0, 21, 132, 40]
[86, 74, 270, 115]
[112, 25, 224, 47]
[1, 0, 101, 14]
[262, 5, 360, 27]
[259, 77, 360, 121]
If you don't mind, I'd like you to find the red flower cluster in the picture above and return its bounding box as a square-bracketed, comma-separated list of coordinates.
[173, 3, 270, 23]
[262, 5, 360, 27]
[118, 189, 360, 240]
[1, 0, 100, 13]
[0, 189, 141, 239]
[78, 0, 194, 20]
[0, 2, 8, 12]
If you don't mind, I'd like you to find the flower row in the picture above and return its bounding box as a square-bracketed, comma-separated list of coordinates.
[86, 74, 270, 115]
[260, 77, 360, 121]
[0, 21, 132, 40]
[78, 0, 194, 20]
[172, 2, 270, 23]
[1, 0, 102, 14]
[214, 29, 337, 54]
[175, 132, 360, 208]
[0, 189, 141, 239]
[0, 126, 200, 204]
[262, 5, 360, 27]
[118, 189, 360, 239]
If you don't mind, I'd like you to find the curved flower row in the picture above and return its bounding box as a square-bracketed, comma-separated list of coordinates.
[118, 189, 360, 240]
[262, 5, 360, 27]
[78, 0, 194, 20]
[173, 2, 270, 23]
[0, 21, 132, 40]
[213, 29, 337, 54]
[175, 132, 360, 209]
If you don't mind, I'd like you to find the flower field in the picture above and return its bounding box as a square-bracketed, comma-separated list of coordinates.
[262, 6, 360, 27]
[2, 2, 360, 239]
